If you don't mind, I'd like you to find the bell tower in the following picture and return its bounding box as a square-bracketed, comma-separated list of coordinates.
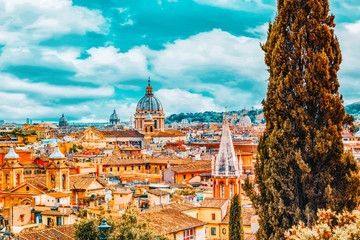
[1, 147, 24, 190]
[46, 146, 70, 191]
[212, 114, 242, 199]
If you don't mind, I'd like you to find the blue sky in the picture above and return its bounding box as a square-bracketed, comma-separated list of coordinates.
[0, 0, 359, 123]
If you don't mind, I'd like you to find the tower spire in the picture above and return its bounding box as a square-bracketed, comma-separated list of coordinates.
[146, 77, 153, 95]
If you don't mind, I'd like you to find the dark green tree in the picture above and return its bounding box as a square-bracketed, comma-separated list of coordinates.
[244, 0, 360, 239]
[229, 194, 244, 240]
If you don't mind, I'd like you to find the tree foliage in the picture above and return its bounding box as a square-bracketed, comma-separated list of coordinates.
[244, 0, 360, 239]
[286, 209, 360, 240]
[74, 209, 115, 240]
[174, 188, 196, 196]
[74, 206, 169, 240]
[112, 206, 169, 240]
[229, 194, 244, 240]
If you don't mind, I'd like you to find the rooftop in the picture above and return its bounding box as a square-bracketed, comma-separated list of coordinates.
[200, 198, 229, 209]
[140, 208, 206, 234]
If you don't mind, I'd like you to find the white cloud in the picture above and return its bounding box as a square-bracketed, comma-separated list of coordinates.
[151, 29, 266, 84]
[155, 89, 221, 113]
[0, 91, 90, 121]
[336, 21, 360, 104]
[0, 0, 107, 45]
[192, 0, 273, 11]
[344, 20, 360, 34]
[72, 46, 149, 83]
[0, 74, 114, 98]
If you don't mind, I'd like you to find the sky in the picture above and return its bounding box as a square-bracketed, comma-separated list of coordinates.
[0, 0, 360, 123]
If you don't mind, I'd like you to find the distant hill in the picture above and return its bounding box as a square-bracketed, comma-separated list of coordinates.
[345, 102, 360, 119]
[165, 109, 263, 124]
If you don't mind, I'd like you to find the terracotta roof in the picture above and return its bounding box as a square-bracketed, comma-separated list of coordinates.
[41, 209, 74, 216]
[152, 202, 195, 212]
[153, 130, 186, 137]
[25, 175, 47, 190]
[100, 130, 144, 138]
[103, 154, 190, 166]
[245, 233, 257, 240]
[113, 190, 133, 195]
[148, 189, 170, 196]
[22, 162, 41, 168]
[16, 224, 75, 240]
[169, 160, 211, 173]
[70, 174, 107, 190]
[47, 192, 72, 198]
[200, 198, 229, 208]
[140, 208, 206, 234]
[0, 148, 33, 154]
[221, 208, 256, 226]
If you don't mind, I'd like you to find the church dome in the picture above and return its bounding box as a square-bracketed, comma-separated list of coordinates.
[59, 114, 68, 127]
[136, 78, 163, 112]
[109, 109, 120, 125]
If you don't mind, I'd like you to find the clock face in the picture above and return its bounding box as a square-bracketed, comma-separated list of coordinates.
[222, 228, 227, 235]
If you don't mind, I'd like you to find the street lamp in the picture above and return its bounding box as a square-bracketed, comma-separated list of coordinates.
[2, 226, 12, 240]
[98, 218, 111, 240]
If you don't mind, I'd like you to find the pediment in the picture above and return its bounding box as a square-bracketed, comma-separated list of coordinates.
[10, 182, 45, 194]
[1, 161, 23, 168]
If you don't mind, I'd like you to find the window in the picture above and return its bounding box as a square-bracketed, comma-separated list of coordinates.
[183, 228, 194, 240]
[20, 214, 25, 222]
[183, 175, 186, 180]
[117, 167, 120, 171]
[212, 213, 216, 220]
[138, 166, 141, 170]
[125, 167, 127, 171]
[110, 168, 112, 172]
[155, 167, 157, 173]
[132, 166, 134, 171]
[211, 227, 216, 236]
[191, 174, 194, 178]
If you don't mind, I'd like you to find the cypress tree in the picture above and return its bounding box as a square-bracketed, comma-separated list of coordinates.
[229, 194, 244, 240]
[244, 0, 360, 239]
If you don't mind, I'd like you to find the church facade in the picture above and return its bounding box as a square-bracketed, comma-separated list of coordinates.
[134, 79, 165, 132]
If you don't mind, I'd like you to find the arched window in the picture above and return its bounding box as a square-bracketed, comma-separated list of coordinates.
[220, 183, 225, 198]
[16, 173, 20, 185]
[51, 174, 55, 189]
[62, 174, 66, 190]
[5, 174, 10, 189]
[150, 126, 153, 132]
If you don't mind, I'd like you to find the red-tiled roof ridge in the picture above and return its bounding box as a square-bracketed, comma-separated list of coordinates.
[16, 224, 75, 240]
